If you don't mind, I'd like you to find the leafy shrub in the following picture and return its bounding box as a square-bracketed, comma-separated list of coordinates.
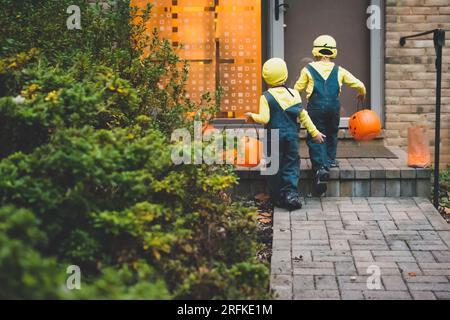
[0, 0, 270, 299]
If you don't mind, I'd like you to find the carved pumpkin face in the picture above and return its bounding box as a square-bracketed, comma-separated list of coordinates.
[348, 110, 382, 141]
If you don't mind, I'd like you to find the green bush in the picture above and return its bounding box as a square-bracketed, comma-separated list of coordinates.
[0, 0, 270, 299]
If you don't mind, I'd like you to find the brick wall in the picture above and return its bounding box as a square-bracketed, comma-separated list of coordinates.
[385, 0, 450, 167]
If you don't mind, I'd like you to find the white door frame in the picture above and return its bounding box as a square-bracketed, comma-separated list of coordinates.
[267, 0, 385, 127]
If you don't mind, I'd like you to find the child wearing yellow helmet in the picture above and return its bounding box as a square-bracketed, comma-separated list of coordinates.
[246, 58, 326, 210]
[295, 35, 366, 195]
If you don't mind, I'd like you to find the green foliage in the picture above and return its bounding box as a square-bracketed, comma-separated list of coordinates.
[0, 0, 270, 299]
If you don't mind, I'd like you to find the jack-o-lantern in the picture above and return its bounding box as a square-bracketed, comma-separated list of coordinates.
[348, 109, 382, 141]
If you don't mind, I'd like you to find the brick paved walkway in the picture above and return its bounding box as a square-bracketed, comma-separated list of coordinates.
[270, 197, 450, 300]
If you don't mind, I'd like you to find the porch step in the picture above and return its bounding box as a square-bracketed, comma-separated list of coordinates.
[234, 146, 432, 198]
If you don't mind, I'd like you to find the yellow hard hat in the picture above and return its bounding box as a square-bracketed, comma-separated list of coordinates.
[312, 35, 338, 58]
[262, 58, 288, 86]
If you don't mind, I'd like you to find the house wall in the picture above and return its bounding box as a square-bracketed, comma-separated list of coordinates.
[385, 0, 450, 167]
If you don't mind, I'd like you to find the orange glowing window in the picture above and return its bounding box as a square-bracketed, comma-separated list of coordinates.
[131, 0, 262, 114]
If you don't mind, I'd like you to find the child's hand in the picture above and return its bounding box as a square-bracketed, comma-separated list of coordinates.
[312, 132, 326, 144]
[244, 112, 253, 121]
[357, 94, 366, 103]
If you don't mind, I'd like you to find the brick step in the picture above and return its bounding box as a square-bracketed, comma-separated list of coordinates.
[234, 146, 432, 198]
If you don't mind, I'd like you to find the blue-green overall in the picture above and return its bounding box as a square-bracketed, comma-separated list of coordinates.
[263, 90, 302, 202]
[305, 64, 341, 171]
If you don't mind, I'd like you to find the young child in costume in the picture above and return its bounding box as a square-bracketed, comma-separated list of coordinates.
[246, 58, 326, 210]
[295, 35, 366, 195]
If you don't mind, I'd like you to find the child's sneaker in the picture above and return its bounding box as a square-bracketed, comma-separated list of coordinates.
[314, 167, 329, 196]
[284, 192, 302, 211]
[328, 159, 340, 168]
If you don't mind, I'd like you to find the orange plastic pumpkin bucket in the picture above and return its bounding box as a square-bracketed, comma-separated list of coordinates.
[224, 136, 262, 168]
[348, 109, 382, 141]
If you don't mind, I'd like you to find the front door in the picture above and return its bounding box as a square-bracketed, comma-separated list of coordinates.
[283, 0, 371, 125]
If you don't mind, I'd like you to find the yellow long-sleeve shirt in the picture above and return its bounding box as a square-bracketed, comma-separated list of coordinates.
[294, 61, 366, 99]
[249, 87, 319, 138]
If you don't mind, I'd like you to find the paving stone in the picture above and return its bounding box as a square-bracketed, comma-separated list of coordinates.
[432, 251, 450, 263]
[404, 275, 449, 283]
[271, 275, 292, 288]
[354, 180, 370, 197]
[272, 286, 292, 300]
[312, 251, 353, 262]
[290, 221, 326, 230]
[378, 221, 398, 231]
[352, 250, 374, 262]
[363, 290, 411, 300]
[368, 197, 399, 204]
[341, 290, 365, 300]
[322, 203, 339, 213]
[370, 180, 386, 197]
[369, 204, 389, 213]
[290, 212, 307, 221]
[387, 240, 410, 251]
[354, 167, 370, 179]
[326, 180, 340, 197]
[384, 230, 421, 241]
[385, 180, 401, 197]
[371, 168, 386, 179]
[407, 283, 450, 292]
[349, 239, 389, 250]
[382, 276, 408, 291]
[397, 262, 422, 275]
[272, 239, 291, 250]
[385, 168, 401, 179]
[344, 221, 380, 231]
[434, 291, 450, 300]
[335, 261, 357, 276]
[407, 240, 448, 251]
[416, 179, 431, 198]
[401, 168, 416, 179]
[340, 181, 354, 197]
[330, 240, 350, 251]
[351, 198, 370, 204]
[373, 254, 415, 263]
[291, 230, 310, 240]
[325, 220, 344, 230]
[412, 251, 436, 263]
[417, 262, 450, 270]
[273, 229, 291, 240]
[309, 229, 329, 240]
[422, 269, 450, 276]
[410, 291, 436, 300]
[340, 167, 355, 180]
[293, 290, 340, 300]
[291, 250, 312, 262]
[401, 180, 416, 197]
[415, 168, 431, 179]
[293, 268, 336, 276]
[419, 231, 442, 240]
[427, 216, 450, 231]
[315, 276, 339, 290]
[328, 168, 340, 180]
[389, 211, 410, 221]
[340, 212, 358, 222]
[292, 275, 314, 290]
[307, 213, 341, 221]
